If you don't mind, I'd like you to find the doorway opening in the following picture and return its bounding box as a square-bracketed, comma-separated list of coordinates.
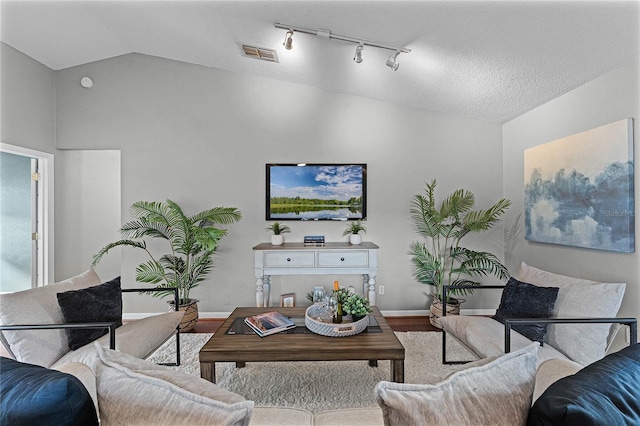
[0, 143, 53, 292]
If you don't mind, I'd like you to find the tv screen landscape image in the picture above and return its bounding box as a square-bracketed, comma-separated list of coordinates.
[266, 164, 367, 221]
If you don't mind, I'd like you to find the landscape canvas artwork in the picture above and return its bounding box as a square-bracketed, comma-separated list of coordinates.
[267, 164, 366, 220]
[524, 118, 634, 252]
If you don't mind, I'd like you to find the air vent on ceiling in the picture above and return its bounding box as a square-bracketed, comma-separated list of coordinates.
[242, 45, 279, 63]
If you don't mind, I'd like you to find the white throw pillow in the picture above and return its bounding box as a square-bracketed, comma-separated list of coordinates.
[375, 343, 539, 426]
[0, 269, 102, 367]
[93, 343, 254, 426]
[517, 262, 625, 366]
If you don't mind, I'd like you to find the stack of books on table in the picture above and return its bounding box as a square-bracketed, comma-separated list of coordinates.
[304, 235, 325, 245]
[244, 311, 296, 337]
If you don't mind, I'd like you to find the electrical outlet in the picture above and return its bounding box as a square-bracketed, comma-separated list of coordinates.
[378, 285, 385, 295]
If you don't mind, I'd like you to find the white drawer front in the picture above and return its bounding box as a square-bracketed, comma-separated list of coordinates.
[317, 251, 368, 267]
[264, 252, 315, 267]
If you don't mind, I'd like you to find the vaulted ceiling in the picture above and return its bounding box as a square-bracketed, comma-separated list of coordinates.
[2, 0, 639, 123]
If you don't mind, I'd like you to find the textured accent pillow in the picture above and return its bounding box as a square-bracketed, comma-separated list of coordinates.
[492, 277, 559, 342]
[518, 262, 626, 366]
[57, 277, 123, 350]
[528, 343, 640, 425]
[93, 344, 254, 426]
[375, 343, 539, 426]
[0, 269, 102, 367]
[0, 356, 98, 426]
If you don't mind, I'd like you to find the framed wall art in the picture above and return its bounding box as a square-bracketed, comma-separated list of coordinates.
[524, 118, 634, 253]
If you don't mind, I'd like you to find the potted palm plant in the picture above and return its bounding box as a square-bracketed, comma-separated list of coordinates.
[410, 179, 511, 328]
[92, 199, 241, 331]
[266, 221, 291, 245]
[343, 220, 366, 245]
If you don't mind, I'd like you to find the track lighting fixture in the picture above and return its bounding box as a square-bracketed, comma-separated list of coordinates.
[386, 51, 400, 71]
[275, 23, 410, 70]
[353, 43, 364, 63]
[283, 30, 293, 50]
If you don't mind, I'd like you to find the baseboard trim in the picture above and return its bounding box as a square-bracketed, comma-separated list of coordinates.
[123, 308, 495, 321]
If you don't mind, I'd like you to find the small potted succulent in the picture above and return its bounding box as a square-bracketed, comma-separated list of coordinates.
[342, 292, 372, 321]
[343, 220, 366, 245]
[266, 221, 291, 246]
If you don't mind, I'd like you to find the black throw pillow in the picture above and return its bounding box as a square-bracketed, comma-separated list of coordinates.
[57, 276, 122, 350]
[0, 356, 99, 426]
[528, 343, 640, 425]
[492, 277, 559, 342]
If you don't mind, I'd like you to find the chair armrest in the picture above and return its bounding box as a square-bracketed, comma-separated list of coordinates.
[442, 285, 505, 316]
[504, 317, 638, 352]
[0, 323, 118, 350]
[121, 287, 181, 366]
[121, 287, 180, 309]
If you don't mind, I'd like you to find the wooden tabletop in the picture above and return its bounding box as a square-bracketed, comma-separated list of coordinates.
[199, 306, 405, 382]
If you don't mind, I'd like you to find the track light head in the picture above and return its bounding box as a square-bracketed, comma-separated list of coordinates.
[283, 30, 294, 50]
[353, 43, 364, 63]
[386, 50, 400, 71]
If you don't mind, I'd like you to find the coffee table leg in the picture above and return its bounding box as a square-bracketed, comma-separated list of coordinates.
[391, 360, 404, 383]
[236, 361, 246, 368]
[200, 362, 216, 383]
[368, 360, 378, 367]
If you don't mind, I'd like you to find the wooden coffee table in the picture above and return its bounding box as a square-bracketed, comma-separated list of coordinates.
[199, 306, 405, 383]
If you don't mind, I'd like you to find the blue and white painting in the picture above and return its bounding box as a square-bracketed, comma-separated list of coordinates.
[524, 118, 634, 253]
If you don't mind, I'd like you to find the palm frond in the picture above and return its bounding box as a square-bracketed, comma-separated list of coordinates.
[462, 198, 512, 233]
[410, 242, 442, 287]
[91, 240, 146, 267]
[135, 260, 166, 285]
[119, 218, 170, 240]
[410, 194, 443, 238]
[191, 207, 242, 225]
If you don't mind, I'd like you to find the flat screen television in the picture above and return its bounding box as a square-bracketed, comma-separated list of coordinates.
[266, 163, 367, 221]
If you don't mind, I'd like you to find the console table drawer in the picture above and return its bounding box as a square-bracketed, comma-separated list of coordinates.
[264, 252, 315, 267]
[317, 251, 368, 267]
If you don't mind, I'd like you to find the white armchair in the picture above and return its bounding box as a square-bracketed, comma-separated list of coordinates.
[0, 269, 183, 368]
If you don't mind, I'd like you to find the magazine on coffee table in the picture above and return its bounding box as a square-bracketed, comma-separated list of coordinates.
[244, 311, 296, 337]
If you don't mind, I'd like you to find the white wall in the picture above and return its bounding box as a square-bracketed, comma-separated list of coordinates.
[53, 53, 505, 314]
[0, 43, 57, 282]
[0, 44, 55, 153]
[55, 150, 121, 281]
[503, 59, 640, 338]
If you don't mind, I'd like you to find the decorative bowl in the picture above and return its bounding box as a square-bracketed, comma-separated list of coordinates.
[305, 305, 369, 337]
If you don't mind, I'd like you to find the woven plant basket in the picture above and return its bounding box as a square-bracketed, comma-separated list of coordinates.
[305, 305, 369, 337]
[168, 299, 199, 332]
[429, 298, 462, 329]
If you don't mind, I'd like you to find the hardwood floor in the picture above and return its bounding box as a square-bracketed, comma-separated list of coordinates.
[185, 315, 440, 333]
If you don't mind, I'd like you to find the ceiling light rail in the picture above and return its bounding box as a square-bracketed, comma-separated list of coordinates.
[275, 22, 410, 70]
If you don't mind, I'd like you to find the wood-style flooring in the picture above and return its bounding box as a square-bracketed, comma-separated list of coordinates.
[185, 315, 439, 334]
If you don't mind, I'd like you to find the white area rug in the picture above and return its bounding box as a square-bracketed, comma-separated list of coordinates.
[147, 331, 477, 413]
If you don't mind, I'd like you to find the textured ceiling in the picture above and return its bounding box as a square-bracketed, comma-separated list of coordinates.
[1, 0, 639, 123]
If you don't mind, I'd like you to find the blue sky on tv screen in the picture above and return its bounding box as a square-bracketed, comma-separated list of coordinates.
[270, 165, 363, 201]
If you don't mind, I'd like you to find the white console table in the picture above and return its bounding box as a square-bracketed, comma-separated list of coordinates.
[253, 242, 379, 307]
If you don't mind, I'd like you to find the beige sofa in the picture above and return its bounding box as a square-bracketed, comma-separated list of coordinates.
[50, 342, 579, 425]
[439, 262, 628, 368]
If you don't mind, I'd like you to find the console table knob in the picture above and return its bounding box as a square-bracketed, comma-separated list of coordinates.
[287, 258, 291, 262]
[341, 257, 345, 261]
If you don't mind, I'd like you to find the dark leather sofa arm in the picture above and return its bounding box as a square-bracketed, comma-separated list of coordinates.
[504, 317, 638, 352]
